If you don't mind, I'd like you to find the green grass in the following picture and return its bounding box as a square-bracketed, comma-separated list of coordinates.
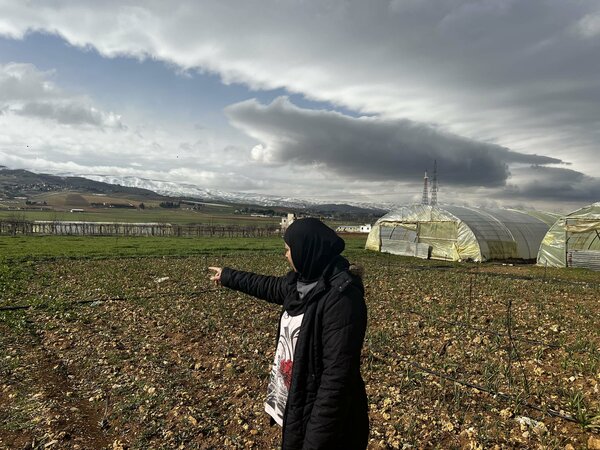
[0, 234, 367, 261]
[0, 208, 281, 226]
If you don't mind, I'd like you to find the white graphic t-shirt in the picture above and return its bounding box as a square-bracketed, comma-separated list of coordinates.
[265, 310, 304, 426]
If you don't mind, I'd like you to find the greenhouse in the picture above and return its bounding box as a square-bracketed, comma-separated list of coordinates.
[537, 202, 600, 270]
[365, 205, 556, 262]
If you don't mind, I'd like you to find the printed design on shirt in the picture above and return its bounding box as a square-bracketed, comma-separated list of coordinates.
[265, 311, 303, 426]
[279, 359, 293, 389]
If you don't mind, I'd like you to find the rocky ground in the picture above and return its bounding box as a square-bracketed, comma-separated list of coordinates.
[1, 252, 599, 449]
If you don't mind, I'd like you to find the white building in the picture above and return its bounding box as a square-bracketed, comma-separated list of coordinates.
[336, 224, 372, 233]
[280, 213, 295, 232]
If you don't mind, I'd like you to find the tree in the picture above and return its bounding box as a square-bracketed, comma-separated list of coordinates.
[159, 201, 180, 209]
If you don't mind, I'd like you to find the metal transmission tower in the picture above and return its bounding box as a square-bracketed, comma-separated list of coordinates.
[430, 160, 438, 206]
[421, 170, 429, 205]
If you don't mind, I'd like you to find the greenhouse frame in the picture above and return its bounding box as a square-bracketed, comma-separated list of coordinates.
[537, 202, 600, 270]
[365, 205, 557, 262]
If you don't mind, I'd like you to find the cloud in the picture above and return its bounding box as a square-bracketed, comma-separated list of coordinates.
[0, 64, 270, 194]
[575, 12, 600, 38]
[0, 62, 123, 129]
[226, 97, 562, 188]
[0, 104, 263, 193]
[17, 101, 124, 128]
[499, 166, 600, 202]
[0, 144, 262, 192]
[0, 62, 58, 101]
[1, 1, 599, 208]
[0, 1, 599, 177]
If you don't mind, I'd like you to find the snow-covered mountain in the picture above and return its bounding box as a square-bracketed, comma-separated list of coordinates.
[80, 174, 312, 208]
[2, 165, 389, 213]
[79, 174, 389, 213]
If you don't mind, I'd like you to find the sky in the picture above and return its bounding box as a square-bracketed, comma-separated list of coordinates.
[0, 1, 599, 211]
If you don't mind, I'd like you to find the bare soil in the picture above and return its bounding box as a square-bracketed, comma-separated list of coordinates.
[1, 252, 599, 449]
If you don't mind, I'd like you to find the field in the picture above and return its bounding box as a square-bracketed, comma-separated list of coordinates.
[1, 234, 599, 449]
[0, 191, 378, 228]
[0, 205, 280, 227]
[1, 190, 291, 228]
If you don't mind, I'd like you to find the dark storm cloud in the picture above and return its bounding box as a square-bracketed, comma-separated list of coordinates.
[226, 97, 562, 188]
[499, 166, 600, 202]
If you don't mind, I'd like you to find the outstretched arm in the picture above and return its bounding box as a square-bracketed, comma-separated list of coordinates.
[208, 266, 290, 305]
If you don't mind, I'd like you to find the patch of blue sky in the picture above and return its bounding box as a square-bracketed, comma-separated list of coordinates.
[0, 33, 362, 126]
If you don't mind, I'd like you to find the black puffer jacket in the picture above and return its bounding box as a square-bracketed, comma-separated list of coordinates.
[221, 256, 368, 450]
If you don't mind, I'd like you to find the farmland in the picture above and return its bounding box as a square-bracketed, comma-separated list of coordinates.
[0, 193, 280, 227]
[0, 187, 382, 228]
[1, 235, 599, 449]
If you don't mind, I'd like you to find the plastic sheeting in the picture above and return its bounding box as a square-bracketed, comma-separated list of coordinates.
[538, 221, 567, 267]
[444, 206, 551, 260]
[455, 221, 481, 261]
[381, 240, 431, 258]
[366, 205, 552, 262]
[365, 223, 381, 251]
[565, 220, 600, 233]
[418, 221, 460, 261]
[537, 203, 600, 268]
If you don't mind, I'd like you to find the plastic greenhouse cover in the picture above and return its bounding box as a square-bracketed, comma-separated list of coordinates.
[365, 224, 381, 251]
[456, 221, 481, 261]
[537, 221, 566, 267]
[522, 210, 561, 226]
[566, 202, 600, 219]
[367, 205, 478, 261]
[368, 204, 550, 262]
[565, 220, 600, 233]
[537, 203, 600, 267]
[418, 221, 460, 260]
[443, 206, 548, 260]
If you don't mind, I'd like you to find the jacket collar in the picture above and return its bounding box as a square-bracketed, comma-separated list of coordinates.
[283, 255, 352, 314]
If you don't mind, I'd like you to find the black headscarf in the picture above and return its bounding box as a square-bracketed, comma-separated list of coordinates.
[283, 218, 345, 282]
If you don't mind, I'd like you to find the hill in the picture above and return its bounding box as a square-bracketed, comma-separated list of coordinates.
[0, 167, 162, 199]
[0, 167, 387, 221]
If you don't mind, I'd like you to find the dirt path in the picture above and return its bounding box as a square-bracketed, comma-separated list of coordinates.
[0, 322, 112, 449]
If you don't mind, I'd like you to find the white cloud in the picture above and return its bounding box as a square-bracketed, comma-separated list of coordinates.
[0, 62, 258, 190]
[0, 109, 244, 171]
[0, 149, 259, 191]
[576, 12, 600, 38]
[0, 62, 124, 129]
[0, 62, 58, 101]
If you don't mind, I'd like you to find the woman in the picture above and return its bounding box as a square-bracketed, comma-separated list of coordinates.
[209, 218, 368, 450]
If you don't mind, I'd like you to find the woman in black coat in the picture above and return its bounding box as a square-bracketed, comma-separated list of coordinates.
[209, 218, 368, 450]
